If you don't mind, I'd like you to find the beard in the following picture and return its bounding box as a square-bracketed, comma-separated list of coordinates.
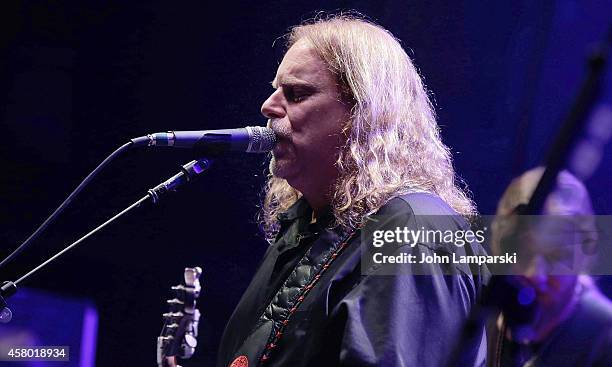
[269, 153, 298, 181]
[269, 155, 282, 177]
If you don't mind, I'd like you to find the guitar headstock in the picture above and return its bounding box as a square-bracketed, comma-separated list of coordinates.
[157, 267, 202, 367]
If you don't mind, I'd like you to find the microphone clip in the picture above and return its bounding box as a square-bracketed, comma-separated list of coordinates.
[148, 159, 212, 204]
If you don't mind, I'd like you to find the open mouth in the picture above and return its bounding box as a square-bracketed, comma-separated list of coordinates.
[272, 139, 291, 157]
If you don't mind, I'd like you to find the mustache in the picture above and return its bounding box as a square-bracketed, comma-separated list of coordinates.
[268, 119, 291, 141]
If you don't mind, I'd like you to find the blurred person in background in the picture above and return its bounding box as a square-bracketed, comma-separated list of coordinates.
[488, 167, 612, 367]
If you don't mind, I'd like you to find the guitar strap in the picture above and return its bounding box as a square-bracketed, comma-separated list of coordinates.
[228, 228, 356, 367]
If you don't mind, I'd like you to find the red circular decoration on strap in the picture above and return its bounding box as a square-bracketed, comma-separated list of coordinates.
[230, 355, 248, 367]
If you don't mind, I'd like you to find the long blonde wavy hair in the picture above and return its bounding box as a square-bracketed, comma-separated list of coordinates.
[260, 14, 476, 240]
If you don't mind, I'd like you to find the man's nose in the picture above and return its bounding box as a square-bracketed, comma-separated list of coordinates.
[261, 89, 285, 119]
[525, 255, 548, 285]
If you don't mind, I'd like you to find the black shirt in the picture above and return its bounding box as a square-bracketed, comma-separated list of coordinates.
[491, 282, 612, 367]
[218, 193, 488, 367]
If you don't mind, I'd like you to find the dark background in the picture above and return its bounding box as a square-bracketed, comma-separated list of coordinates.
[1, 1, 611, 366]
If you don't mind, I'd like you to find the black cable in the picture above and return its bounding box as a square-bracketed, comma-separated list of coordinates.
[0, 141, 134, 270]
[10, 157, 211, 286]
[14, 194, 150, 286]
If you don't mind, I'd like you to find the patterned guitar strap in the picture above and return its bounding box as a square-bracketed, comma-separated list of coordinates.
[228, 228, 356, 367]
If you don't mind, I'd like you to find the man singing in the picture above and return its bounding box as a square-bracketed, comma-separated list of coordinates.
[218, 15, 487, 367]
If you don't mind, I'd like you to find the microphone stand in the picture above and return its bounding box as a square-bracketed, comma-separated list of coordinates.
[0, 158, 212, 323]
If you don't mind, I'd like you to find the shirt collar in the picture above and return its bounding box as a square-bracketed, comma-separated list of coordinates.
[277, 197, 312, 222]
[277, 197, 335, 228]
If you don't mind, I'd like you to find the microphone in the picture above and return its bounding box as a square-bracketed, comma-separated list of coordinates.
[130, 126, 276, 154]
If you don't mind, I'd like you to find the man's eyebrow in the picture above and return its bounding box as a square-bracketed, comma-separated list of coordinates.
[272, 75, 316, 89]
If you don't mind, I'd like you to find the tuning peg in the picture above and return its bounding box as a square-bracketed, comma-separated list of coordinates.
[171, 285, 187, 299]
[163, 311, 184, 318]
[164, 323, 179, 334]
[166, 298, 184, 312]
[163, 311, 184, 323]
[167, 298, 184, 306]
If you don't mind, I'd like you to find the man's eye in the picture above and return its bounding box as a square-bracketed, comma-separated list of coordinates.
[284, 88, 308, 103]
